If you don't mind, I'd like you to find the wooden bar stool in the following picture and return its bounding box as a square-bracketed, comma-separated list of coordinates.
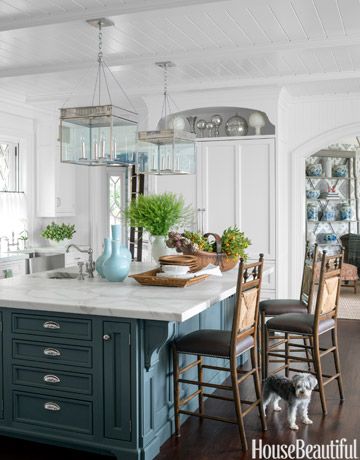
[264, 251, 344, 414]
[258, 243, 319, 379]
[172, 255, 266, 451]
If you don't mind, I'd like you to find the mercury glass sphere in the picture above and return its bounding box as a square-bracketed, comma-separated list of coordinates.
[211, 114, 223, 126]
[225, 115, 248, 136]
[196, 119, 207, 130]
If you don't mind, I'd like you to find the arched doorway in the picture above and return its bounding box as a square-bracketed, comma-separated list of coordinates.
[287, 123, 360, 297]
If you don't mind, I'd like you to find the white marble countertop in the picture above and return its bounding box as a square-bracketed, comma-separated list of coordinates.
[0, 263, 273, 322]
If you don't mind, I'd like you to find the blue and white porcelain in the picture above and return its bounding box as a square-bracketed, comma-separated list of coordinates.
[317, 233, 337, 244]
[307, 204, 319, 221]
[95, 238, 111, 278]
[322, 209, 335, 221]
[306, 163, 322, 177]
[103, 240, 132, 282]
[340, 203, 352, 221]
[306, 190, 320, 199]
[332, 164, 347, 177]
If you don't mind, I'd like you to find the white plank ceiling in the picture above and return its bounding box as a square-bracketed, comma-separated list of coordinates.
[1, 0, 360, 103]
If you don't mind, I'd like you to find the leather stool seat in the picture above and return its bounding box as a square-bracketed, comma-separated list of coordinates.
[174, 330, 254, 358]
[259, 299, 308, 316]
[266, 313, 335, 335]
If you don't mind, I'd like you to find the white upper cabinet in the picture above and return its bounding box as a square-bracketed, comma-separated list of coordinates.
[36, 120, 75, 217]
[198, 137, 276, 260]
[154, 137, 276, 261]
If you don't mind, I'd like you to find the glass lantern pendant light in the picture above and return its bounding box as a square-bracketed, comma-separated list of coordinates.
[137, 62, 196, 175]
[59, 18, 138, 166]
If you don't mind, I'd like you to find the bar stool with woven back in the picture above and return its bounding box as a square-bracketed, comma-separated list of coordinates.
[264, 251, 344, 414]
[259, 243, 319, 379]
[172, 255, 266, 451]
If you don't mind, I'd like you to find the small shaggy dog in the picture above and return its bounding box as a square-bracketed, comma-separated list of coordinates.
[262, 374, 318, 430]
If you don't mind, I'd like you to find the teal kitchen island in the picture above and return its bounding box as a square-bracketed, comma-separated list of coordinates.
[0, 263, 272, 460]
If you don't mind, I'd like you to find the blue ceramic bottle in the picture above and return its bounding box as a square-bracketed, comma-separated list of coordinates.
[103, 240, 132, 282]
[111, 224, 121, 241]
[95, 238, 111, 278]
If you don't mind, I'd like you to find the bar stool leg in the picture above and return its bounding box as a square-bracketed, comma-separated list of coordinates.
[230, 355, 248, 451]
[264, 325, 269, 379]
[312, 334, 327, 415]
[197, 355, 204, 417]
[331, 327, 345, 401]
[285, 333, 289, 377]
[257, 316, 262, 380]
[303, 337, 312, 371]
[261, 311, 266, 381]
[172, 345, 181, 436]
[250, 346, 267, 431]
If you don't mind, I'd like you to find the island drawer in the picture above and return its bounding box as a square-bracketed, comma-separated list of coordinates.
[13, 365, 93, 395]
[13, 391, 93, 435]
[12, 339, 93, 368]
[12, 313, 92, 341]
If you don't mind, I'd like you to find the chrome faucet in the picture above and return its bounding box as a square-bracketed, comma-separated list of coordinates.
[65, 244, 95, 278]
[8, 232, 20, 251]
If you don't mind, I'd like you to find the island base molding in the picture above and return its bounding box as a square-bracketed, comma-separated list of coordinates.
[0, 296, 241, 459]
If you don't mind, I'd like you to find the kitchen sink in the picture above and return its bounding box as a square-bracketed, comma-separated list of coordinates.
[47, 272, 78, 280]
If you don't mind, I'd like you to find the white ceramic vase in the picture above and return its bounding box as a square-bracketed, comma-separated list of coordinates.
[48, 239, 70, 248]
[150, 235, 175, 262]
[321, 158, 332, 177]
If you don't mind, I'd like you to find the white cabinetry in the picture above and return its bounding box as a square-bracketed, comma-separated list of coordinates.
[36, 120, 75, 217]
[197, 138, 276, 261]
[154, 136, 277, 296]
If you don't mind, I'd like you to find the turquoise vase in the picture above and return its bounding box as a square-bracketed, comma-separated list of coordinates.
[111, 224, 121, 241]
[95, 238, 112, 278]
[103, 240, 132, 282]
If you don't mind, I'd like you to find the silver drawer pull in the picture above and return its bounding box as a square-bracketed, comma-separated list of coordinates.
[43, 321, 61, 330]
[43, 348, 61, 357]
[44, 402, 61, 412]
[43, 374, 61, 384]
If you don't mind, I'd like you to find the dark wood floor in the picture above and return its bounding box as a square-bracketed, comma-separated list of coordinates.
[0, 319, 358, 460]
[157, 319, 360, 460]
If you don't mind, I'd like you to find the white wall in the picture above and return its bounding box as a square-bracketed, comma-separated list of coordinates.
[279, 90, 360, 296]
[0, 96, 91, 248]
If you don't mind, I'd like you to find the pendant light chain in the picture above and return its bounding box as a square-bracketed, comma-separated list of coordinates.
[98, 21, 103, 105]
[161, 63, 173, 128]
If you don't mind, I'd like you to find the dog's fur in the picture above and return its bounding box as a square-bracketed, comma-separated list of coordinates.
[262, 374, 318, 430]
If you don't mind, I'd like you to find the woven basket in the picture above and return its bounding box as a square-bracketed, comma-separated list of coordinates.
[184, 233, 238, 272]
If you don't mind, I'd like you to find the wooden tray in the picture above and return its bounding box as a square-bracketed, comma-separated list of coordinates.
[129, 268, 209, 288]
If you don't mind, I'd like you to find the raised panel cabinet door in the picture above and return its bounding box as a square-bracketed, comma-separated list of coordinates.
[198, 141, 241, 235]
[55, 159, 75, 216]
[103, 322, 131, 441]
[239, 139, 275, 260]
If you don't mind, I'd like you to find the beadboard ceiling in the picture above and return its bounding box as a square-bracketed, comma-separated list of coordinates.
[2, 0, 360, 103]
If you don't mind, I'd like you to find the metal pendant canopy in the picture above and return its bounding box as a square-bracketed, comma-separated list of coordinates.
[137, 62, 196, 175]
[59, 18, 138, 166]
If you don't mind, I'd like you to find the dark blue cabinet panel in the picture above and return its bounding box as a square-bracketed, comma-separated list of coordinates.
[13, 365, 93, 395]
[12, 313, 92, 340]
[13, 391, 93, 435]
[12, 339, 93, 368]
[103, 321, 131, 442]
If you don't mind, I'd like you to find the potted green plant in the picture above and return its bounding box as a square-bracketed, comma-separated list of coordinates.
[41, 222, 76, 247]
[124, 193, 193, 261]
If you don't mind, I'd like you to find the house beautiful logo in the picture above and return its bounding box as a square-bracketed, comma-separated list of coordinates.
[252, 438, 358, 459]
